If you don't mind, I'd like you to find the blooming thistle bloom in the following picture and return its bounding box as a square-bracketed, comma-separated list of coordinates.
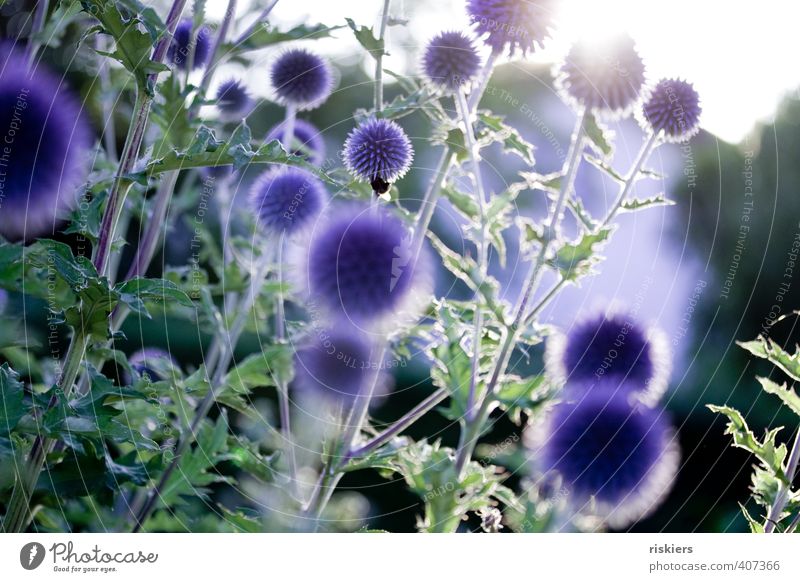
[168, 18, 213, 70]
[422, 31, 482, 92]
[293, 326, 387, 408]
[342, 118, 413, 194]
[531, 390, 679, 528]
[270, 48, 333, 111]
[466, 0, 555, 56]
[266, 118, 326, 166]
[125, 348, 178, 384]
[0, 48, 91, 241]
[556, 34, 645, 117]
[641, 79, 701, 143]
[545, 311, 670, 406]
[249, 166, 326, 238]
[300, 205, 431, 325]
[215, 79, 253, 119]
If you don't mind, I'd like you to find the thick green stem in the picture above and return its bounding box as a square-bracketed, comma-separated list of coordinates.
[765, 426, 800, 532]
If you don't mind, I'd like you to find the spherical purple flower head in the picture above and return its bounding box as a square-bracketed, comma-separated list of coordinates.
[0, 48, 91, 241]
[168, 18, 213, 71]
[266, 118, 326, 166]
[342, 118, 414, 194]
[302, 205, 431, 325]
[556, 34, 645, 117]
[293, 326, 388, 408]
[535, 390, 679, 527]
[422, 31, 482, 92]
[215, 79, 253, 119]
[270, 48, 333, 111]
[545, 311, 670, 406]
[248, 166, 326, 238]
[467, 0, 556, 56]
[641, 79, 701, 143]
[124, 348, 178, 385]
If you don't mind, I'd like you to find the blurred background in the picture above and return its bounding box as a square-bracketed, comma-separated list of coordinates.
[3, 0, 800, 532]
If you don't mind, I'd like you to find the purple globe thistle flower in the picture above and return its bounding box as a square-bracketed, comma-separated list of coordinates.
[467, 0, 555, 56]
[341, 118, 414, 194]
[556, 34, 646, 117]
[422, 31, 482, 92]
[300, 205, 431, 324]
[533, 390, 679, 527]
[270, 48, 333, 111]
[248, 166, 326, 238]
[266, 118, 326, 166]
[545, 311, 670, 406]
[293, 326, 387, 408]
[168, 19, 213, 70]
[215, 79, 253, 119]
[641, 79, 701, 143]
[125, 348, 178, 384]
[0, 48, 91, 241]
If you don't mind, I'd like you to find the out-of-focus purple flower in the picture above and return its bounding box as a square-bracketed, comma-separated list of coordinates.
[168, 18, 213, 70]
[301, 205, 431, 324]
[249, 166, 326, 237]
[556, 34, 645, 116]
[125, 348, 179, 384]
[270, 48, 333, 111]
[266, 118, 326, 166]
[641, 79, 701, 142]
[342, 118, 413, 194]
[532, 390, 679, 527]
[293, 326, 386, 408]
[467, 0, 555, 56]
[545, 311, 670, 405]
[422, 31, 482, 92]
[0, 48, 91, 241]
[0, 289, 7, 313]
[215, 79, 253, 119]
[200, 164, 234, 180]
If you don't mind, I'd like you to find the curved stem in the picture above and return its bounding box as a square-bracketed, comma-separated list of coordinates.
[234, 0, 280, 46]
[374, 0, 391, 114]
[765, 426, 800, 533]
[467, 51, 498, 111]
[598, 132, 659, 230]
[24, 0, 49, 67]
[455, 89, 488, 423]
[454, 109, 588, 477]
[347, 387, 448, 459]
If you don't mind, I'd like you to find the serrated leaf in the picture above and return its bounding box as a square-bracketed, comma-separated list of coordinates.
[757, 377, 800, 418]
[620, 194, 674, 212]
[549, 228, 611, 281]
[0, 364, 26, 435]
[231, 22, 342, 53]
[115, 277, 194, 318]
[583, 112, 613, 158]
[345, 18, 385, 58]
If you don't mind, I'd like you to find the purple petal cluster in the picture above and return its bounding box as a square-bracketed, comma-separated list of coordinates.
[342, 118, 413, 193]
[303, 206, 429, 323]
[266, 118, 326, 166]
[270, 49, 333, 111]
[215, 79, 253, 119]
[467, 0, 555, 56]
[545, 311, 670, 404]
[422, 31, 482, 92]
[641, 79, 701, 142]
[557, 34, 645, 116]
[537, 390, 679, 527]
[248, 166, 326, 237]
[0, 48, 91, 241]
[169, 19, 213, 70]
[293, 327, 380, 407]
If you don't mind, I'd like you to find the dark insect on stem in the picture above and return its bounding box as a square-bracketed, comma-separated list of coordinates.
[371, 176, 391, 194]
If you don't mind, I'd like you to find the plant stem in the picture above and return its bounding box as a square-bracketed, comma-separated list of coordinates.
[198, 0, 238, 97]
[453, 109, 588, 477]
[410, 148, 455, 260]
[598, 132, 659, 230]
[281, 103, 297, 152]
[467, 51, 497, 111]
[24, 0, 49, 67]
[455, 89, 488, 423]
[132, 251, 273, 531]
[2, 333, 88, 532]
[374, 0, 391, 114]
[234, 0, 280, 46]
[765, 426, 800, 533]
[347, 387, 449, 459]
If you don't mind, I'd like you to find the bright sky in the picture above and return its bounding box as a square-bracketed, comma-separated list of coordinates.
[208, 0, 800, 143]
